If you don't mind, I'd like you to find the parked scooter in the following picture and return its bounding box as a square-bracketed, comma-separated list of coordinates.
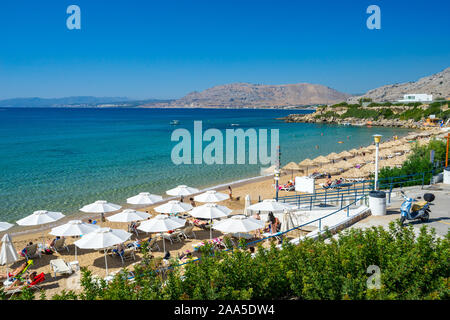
[399, 191, 434, 225]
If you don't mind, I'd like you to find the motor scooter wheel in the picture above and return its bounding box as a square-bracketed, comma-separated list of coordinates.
[420, 212, 429, 222]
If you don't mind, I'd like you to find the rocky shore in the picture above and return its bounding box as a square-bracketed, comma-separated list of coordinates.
[281, 113, 424, 129]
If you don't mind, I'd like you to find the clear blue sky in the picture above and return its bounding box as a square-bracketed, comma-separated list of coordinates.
[0, 0, 449, 99]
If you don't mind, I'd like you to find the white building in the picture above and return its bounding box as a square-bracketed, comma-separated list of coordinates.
[398, 93, 433, 103]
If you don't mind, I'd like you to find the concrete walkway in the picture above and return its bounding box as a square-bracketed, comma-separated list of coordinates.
[348, 183, 450, 238]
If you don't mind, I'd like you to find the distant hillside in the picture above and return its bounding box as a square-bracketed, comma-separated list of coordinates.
[348, 67, 450, 103]
[0, 97, 172, 108]
[171, 83, 350, 108]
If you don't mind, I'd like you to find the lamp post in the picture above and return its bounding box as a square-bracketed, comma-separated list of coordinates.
[274, 169, 280, 201]
[446, 133, 449, 167]
[275, 145, 281, 201]
[373, 134, 382, 190]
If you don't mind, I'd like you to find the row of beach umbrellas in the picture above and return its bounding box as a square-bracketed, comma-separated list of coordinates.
[1, 183, 299, 276]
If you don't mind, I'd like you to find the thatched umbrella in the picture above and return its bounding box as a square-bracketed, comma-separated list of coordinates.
[313, 155, 331, 167]
[359, 147, 373, 154]
[342, 168, 368, 179]
[418, 138, 431, 146]
[282, 162, 302, 179]
[326, 152, 341, 161]
[405, 133, 419, 140]
[327, 166, 342, 175]
[338, 150, 353, 159]
[347, 156, 364, 165]
[379, 149, 393, 158]
[359, 154, 374, 163]
[298, 158, 317, 175]
[334, 160, 354, 170]
[360, 163, 375, 175]
[348, 148, 360, 155]
[392, 144, 411, 153]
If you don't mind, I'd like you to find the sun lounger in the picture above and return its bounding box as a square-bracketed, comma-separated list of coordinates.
[50, 259, 73, 277]
[231, 232, 253, 240]
[193, 219, 211, 230]
[51, 238, 69, 253]
[280, 184, 295, 191]
[21, 243, 41, 260]
[4, 272, 45, 296]
[180, 225, 196, 239]
[146, 238, 161, 252]
[162, 231, 183, 244]
[115, 248, 136, 265]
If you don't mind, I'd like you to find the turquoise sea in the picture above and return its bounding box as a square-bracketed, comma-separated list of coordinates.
[0, 108, 411, 222]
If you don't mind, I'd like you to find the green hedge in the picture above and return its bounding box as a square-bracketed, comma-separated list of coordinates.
[6, 222, 448, 300]
[378, 139, 447, 188]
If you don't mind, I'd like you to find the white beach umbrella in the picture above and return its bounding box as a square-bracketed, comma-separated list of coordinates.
[137, 214, 186, 252]
[80, 200, 121, 221]
[74, 227, 132, 276]
[0, 222, 14, 232]
[16, 210, 65, 226]
[189, 203, 232, 219]
[247, 199, 296, 213]
[16, 210, 66, 245]
[244, 195, 251, 217]
[106, 209, 150, 223]
[212, 215, 265, 234]
[189, 203, 232, 239]
[0, 234, 19, 271]
[127, 192, 163, 205]
[194, 190, 229, 203]
[49, 220, 101, 260]
[154, 200, 193, 215]
[166, 185, 199, 197]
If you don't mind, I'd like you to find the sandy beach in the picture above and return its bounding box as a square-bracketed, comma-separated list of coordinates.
[1, 127, 444, 298]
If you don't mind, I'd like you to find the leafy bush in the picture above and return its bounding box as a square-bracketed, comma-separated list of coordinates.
[339, 106, 379, 119]
[12, 223, 444, 301]
[378, 139, 446, 188]
[315, 111, 339, 119]
[330, 102, 348, 108]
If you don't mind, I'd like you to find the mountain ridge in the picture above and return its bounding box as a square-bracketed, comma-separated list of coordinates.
[347, 67, 450, 103]
[168, 82, 351, 107]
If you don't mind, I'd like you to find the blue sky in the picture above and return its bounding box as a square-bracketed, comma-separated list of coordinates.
[0, 0, 449, 99]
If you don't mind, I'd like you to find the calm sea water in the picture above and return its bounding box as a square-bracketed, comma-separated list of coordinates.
[0, 108, 411, 221]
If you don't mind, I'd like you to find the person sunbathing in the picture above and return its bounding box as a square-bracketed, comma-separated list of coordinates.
[18, 241, 34, 257]
[4, 271, 38, 291]
[0, 261, 31, 281]
[324, 178, 332, 187]
[112, 243, 125, 256]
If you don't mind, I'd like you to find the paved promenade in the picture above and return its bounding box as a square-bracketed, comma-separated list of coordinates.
[349, 183, 450, 238]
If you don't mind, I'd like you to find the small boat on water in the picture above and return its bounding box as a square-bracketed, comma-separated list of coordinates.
[230, 123, 239, 126]
[170, 120, 180, 125]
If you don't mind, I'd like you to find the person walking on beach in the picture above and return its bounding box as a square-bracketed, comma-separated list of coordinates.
[190, 198, 196, 207]
[228, 186, 233, 200]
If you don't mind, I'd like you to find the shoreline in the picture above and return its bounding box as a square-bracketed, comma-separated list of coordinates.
[1, 127, 442, 298]
[4, 127, 418, 238]
[6, 173, 276, 238]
